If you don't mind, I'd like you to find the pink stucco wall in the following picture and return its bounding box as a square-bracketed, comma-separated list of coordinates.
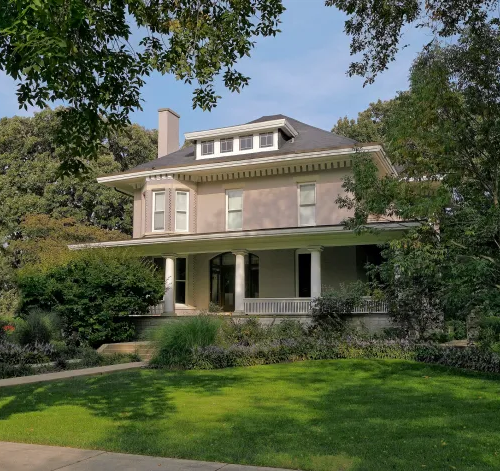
[133, 167, 355, 237]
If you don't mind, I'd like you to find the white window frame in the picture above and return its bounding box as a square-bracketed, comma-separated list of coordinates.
[201, 140, 214, 156]
[259, 132, 273, 148]
[226, 189, 243, 231]
[239, 135, 253, 151]
[220, 137, 234, 153]
[298, 183, 316, 227]
[152, 190, 166, 232]
[175, 190, 189, 233]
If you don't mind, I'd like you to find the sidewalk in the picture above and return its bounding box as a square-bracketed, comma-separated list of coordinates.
[0, 362, 146, 388]
[0, 442, 295, 471]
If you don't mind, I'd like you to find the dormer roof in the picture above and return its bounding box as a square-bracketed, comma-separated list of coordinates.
[126, 114, 357, 174]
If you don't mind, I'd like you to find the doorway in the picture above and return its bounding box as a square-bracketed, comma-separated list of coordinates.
[210, 252, 259, 311]
[297, 252, 311, 297]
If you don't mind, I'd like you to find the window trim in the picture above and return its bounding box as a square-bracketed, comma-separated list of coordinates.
[201, 140, 214, 156]
[226, 189, 243, 231]
[259, 132, 273, 148]
[220, 137, 234, 153]
[239, 135, 253, 151]
[175, 190, 189, 233]
[152, 190, 166, 232]
[298, 182, 316, 227]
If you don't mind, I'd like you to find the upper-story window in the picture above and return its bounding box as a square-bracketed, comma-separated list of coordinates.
[226, 189, 243, 231]
[298, 183, 316, 226]
[201, 140, 214, 156]
[239, 135, 253, 151]
[152, 191, 165, 232]
[175, 190, 189, 232]
[220, 138, 233, 153]
[259, 132, 273, 148]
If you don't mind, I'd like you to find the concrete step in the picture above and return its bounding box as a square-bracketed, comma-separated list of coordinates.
[97, 341, 155, 361]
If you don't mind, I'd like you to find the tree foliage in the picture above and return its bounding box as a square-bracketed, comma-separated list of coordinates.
[326, 0, 497, 84]
[17, 249, 164, 347]
[338, 25, 500, 328]
[332, 99, 394, 143]
[0, 108, 155, 239]
[0, 0, 284, 174]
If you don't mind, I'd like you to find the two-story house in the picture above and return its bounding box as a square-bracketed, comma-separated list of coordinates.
[71, 109, 413, 329]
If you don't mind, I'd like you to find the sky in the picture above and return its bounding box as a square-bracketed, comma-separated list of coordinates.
[0, 0, 432, 138]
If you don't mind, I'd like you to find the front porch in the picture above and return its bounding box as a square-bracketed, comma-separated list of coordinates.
[148, 244, 389, 320]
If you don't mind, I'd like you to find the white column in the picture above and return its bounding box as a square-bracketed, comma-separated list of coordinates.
[309, 246, 323, 298]
[163, 254, 176, 314]
[233, 250, 247, 313]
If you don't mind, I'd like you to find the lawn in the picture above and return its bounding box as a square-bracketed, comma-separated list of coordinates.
[0, 360, 499, 471]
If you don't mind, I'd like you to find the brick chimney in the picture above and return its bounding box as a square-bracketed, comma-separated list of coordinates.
[158, 108, 180, 157]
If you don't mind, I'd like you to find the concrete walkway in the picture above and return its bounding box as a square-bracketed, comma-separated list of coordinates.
[0, 362, 146, 388]
[0, 442, 295, 471]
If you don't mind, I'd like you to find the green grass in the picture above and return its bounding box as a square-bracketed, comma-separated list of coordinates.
[0, 360, 499, 470]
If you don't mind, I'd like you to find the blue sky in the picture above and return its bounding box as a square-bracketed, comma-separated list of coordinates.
[0, 0, 431, 137]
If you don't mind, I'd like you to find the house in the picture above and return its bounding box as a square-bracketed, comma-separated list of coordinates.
[71, 109, 414, 331]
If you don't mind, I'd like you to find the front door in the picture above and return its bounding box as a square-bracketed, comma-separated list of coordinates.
[210, 253, 236, 311]
[297, 253, 311, 297]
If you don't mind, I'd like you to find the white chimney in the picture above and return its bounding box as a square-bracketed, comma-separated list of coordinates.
[158, 108, 180, 157]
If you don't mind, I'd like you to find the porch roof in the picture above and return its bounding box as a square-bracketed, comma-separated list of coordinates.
[68, 221, 418, 256]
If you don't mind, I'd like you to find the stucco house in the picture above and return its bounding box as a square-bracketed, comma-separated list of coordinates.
[71, 109, 414, 330]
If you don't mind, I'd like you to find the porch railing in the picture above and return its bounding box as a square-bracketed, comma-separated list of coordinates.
[243, 298, 313, 315]
[148, 303, 164, 316]
[243, 296, 388, 316]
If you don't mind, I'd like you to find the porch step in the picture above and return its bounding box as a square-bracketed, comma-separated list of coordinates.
[97, 341, 155, 361]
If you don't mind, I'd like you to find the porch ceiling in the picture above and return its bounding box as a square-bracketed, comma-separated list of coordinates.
[69, 222, 418, 256]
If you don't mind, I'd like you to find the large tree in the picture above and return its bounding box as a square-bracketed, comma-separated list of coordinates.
[326, 0, 498, 84]
[0, 0, 284, 174]
[0, 108, 156, 239]
[337, 24, 500, 325]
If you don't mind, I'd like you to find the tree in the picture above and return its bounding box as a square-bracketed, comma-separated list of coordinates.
[0, 108, 156, 239]
[337, 24, 500, 326]
[332, 99, 394, 143]
[326, 0, 497, 84]
[0, 0, 284, 174]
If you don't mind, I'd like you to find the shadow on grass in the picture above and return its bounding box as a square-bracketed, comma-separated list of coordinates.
[0, 360, 499, 471]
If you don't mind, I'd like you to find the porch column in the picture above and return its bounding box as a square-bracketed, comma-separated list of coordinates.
[233, 250, 247, 313]
[162, 254, 177, 314]
[308, 246, 323, 298]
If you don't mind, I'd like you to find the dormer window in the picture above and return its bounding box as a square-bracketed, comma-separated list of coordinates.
[239, 135, 253, 151]
[201, 140, 214, 156]
[220, 138, 233, 153]
[260, 132, 273, 148]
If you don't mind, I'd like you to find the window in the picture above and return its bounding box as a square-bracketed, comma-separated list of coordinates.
[259, 132, 273, 148]
[226, 189, 243, 230]
[175, 257, 187, 304]
[239, 135, 253, 151]
[175, 190, 189, 232]
[220, 138, 233, 153]
[201, 140, 214, 155]
[152, 191, 165, 231]
[298, 183, 316, 226]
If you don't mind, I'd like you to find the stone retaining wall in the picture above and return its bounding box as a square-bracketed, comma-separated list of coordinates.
[130, 313, 392, 338]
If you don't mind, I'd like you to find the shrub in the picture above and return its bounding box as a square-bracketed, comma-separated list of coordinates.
[218, 318, 267, 346]
[17, 249, 164, 347]
[477, 316, 500, 351]
[311, 282, 367, 330]
[150, 316, 222, 368]
[0, 316, 16, 341]
[446, 319, 467, 340]
[0, 341, 56, 365]
[191, 337, 416, 370]
[15, 309, 59, 346]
